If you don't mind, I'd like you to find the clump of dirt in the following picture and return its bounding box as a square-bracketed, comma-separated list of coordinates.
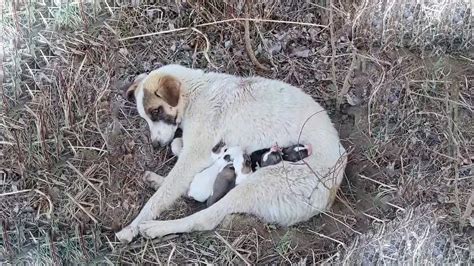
[1, 0, 472, 264]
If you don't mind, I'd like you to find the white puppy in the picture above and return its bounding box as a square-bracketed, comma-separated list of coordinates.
[187, 143, 228, 202]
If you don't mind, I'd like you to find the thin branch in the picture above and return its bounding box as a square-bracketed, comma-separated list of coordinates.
[215, 231, 251, 265]
[328, 0, 338, 108]
[119, 18, 328, 41]
[244, 18, 270, 72]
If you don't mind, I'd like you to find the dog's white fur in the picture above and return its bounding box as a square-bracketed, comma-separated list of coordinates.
[116, 65, 347, 242]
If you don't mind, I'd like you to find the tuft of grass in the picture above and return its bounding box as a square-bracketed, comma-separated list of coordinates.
[51, 4, 82, 30]
[275, 230, 293, 255]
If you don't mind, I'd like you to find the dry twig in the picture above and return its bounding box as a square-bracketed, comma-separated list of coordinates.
[119, 18, 327, 41]
[215, 231, 252, 265]
[243, 10, 270, 72]
[328, 0, 338, 108]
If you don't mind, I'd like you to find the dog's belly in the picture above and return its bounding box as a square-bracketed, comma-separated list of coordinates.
[222, 113, 310, 154]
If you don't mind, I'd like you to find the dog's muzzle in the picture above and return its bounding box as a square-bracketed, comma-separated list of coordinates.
[151, 140, 162, 150]
[151, 139, 173, 150]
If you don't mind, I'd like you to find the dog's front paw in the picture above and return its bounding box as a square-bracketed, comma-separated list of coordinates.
[138, 221, 163, 239]
[170, 137, 183, 157]
[143, 171, 165, 189]
[116, 226, 138, 243]
[139, 220, 177, 239]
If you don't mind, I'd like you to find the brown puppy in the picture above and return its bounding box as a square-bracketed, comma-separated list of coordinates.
[206, 164, 236, 207]
[206, 148, 252, 207]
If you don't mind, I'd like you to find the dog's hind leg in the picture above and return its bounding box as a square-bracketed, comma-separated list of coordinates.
[138, 183, 255, 239]
[137, 163, 343, 239]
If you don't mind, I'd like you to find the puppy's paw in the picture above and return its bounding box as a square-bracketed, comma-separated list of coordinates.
[170, 137, 183, 157]
[116, 226, 138, 243]
[143, 171, 165, 189]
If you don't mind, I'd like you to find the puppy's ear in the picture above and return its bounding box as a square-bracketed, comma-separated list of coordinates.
[156, 75, 180, 107]
[123, 73, 147, 103]
[245, 158, 252, 167]
[243, 154, 251, 163]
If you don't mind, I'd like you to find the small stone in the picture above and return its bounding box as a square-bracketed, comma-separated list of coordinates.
[118, 48, 129, 56]
[292, 48, 311, 58]
[345, 91, 362, 106]
[268, 41, 282, 55]
[170, 43, 176, 52]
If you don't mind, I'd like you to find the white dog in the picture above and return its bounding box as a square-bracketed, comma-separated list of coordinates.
[116, 65, 347, 242]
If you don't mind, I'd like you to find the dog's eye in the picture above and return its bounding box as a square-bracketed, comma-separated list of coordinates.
[224, 148, 228, 152]
[150, 107, 163, 121]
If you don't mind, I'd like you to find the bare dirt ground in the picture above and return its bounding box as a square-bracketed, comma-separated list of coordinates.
[1, 0, 473, 264]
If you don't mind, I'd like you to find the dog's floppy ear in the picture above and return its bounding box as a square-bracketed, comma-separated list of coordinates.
[124, 83, 138, 103]
[156, 75, 180, 107]
[123, 73, 147, 102]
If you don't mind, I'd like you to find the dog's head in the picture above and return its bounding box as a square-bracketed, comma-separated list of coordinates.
[125, 71, 183, 149]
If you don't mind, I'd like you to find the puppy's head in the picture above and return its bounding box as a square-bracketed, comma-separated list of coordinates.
[241, 154, 252, 175]
[125, 72, 183, 149]
[261, 148, 282, 167]
[230, 149, 252, 176]
[211, 141, 227, 160]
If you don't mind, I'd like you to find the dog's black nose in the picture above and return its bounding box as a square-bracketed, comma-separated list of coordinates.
[151, 140, 161, 150]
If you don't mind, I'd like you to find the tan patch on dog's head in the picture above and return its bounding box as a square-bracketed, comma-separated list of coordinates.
[124, 72, 184, 146]
[141, 74, 181, 123]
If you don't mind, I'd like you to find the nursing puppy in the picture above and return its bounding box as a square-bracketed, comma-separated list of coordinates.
[250, 143, 313, 171]
[116, 65, 347, 242]
[187, 141, 251, 203]
[282, 144, 312, 162]
[207, 152, 252, 207]
[206, 164, 235, 207]
[187, 142, 229, 202]
[232, 150, 252, 185]
[250, 144, 283, 171]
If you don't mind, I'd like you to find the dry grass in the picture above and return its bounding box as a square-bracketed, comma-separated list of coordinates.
[1, 0, 472, 264]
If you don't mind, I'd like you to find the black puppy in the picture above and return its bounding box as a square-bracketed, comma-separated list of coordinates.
[250, 145, 282, 171]
[282, 144, 312, 162]
[250, 143, 313, 171]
